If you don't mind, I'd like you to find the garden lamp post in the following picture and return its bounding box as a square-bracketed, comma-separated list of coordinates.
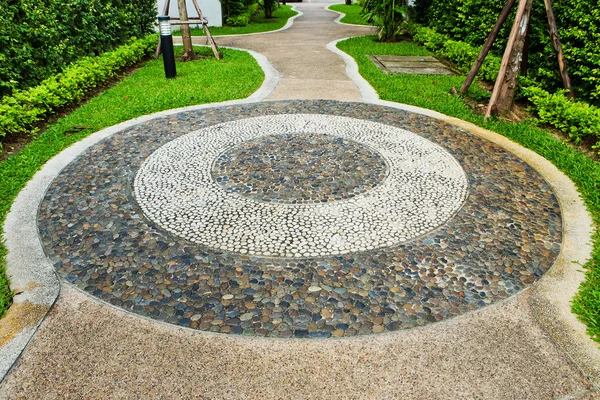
[158, 16, 176, 79]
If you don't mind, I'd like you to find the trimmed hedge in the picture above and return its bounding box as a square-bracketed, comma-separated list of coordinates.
[523, 87, 600, 147]
[410, 25, 600, 152]
[0, 35, 158, 139]
[414, 0, 600, 106]
[0, 0, 156, 98]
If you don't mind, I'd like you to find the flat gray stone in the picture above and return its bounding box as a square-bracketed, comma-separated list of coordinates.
[370, 55, 456, 75]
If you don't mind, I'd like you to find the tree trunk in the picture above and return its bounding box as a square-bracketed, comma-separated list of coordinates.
[177, 0, 196, 61]
[264, 0, 273, 18]
[494, 0, 533, 114]
[345, 0, 352, 5]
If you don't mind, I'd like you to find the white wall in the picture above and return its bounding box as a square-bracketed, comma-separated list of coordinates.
[157, 0, 223, 27]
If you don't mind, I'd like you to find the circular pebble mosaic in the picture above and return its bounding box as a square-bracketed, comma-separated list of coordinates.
[134, 115, 469, 257]
[212, 133, 388, 204]
[38, 100, 562, 338]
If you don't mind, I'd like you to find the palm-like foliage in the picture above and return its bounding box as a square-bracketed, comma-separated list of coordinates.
[362, 0, 409, 42]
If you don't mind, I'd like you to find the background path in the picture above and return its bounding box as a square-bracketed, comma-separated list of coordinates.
[197, 1, 376, 100]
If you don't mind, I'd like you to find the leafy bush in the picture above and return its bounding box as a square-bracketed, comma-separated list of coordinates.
[523, 86, 600, 147]
[0, 0, 156, 99]
[0, 35, 157, 140]
[226, 3, 259, 26]
[410, 25, 501, 81]
[413, 0, 600, 106]
[222, 0, 258, 26]
[362, 0, 409, 42]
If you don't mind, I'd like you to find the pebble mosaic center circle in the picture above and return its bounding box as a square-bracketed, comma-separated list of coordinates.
[212, 133, 388, 204]
[38, 100, 562, 338]
[134, 115, 469, 257]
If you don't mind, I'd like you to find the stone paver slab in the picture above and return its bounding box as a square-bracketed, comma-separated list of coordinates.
[370, 55, 456, 75]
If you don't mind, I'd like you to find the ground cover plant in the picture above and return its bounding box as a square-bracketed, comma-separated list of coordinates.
[0, 46, 264, 317]
[174, 5, 296, 36]
[337, 35, 600, 343]
[328, 4, 373, 25]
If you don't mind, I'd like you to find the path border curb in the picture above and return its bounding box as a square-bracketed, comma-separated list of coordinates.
[327, 4, 375, 28]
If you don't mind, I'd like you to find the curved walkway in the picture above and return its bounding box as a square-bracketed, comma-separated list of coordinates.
[0, 1, 598, 399]
[195, 2, 376, 100]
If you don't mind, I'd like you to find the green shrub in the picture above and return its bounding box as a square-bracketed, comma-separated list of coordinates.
[0, 35, 157, 140]
[410, 25, 501, 81]
[0, 0, 156, 99]
[413, 0, 600, 105]
[523, 86, 600, 148]
[361, 0, 410, 42]
[226, 3, 259, 26]
[222, 0, 258, 26]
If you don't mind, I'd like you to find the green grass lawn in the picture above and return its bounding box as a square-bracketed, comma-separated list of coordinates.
[338, 35, 600, 343]
[174, 5, 297, 36]
[328, 3, 373, 25]
[0, 46, 264, 317]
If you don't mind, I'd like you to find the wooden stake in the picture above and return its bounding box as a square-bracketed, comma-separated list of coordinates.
[521, 24, 530, 76]
[460, 0, 516, 95]
[543, 0, 575, 99]
[485, 0, 533, 120]
[155, 0, 171, 58]
[191, 0, 222, 60]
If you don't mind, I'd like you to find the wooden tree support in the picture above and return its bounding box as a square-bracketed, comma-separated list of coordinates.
[543, 0, 574, 99]
[459, 0, 576, 120]
[191, 0, 221, 60]
[459, 0, 516, 95]
[485, 0, 534, 120]
[521, 25, 530, 76]
[154, 0, 221, 61]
